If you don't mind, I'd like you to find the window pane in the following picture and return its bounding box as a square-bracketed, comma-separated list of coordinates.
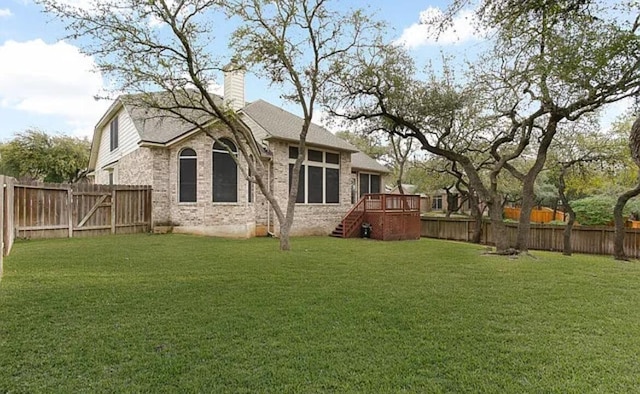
[180, 148, 196, 157]
[179, 158, 197, 202]
[248, 167, 253, 203]
[326, 168, 339, 203]
[371, 175, 381, 193]
[308, 166, 323, 203]
[326, 152, 340, 164]
[289, 146, 299, 159]
[213, 151, 237, 202]
[359, 173, 369, 197]
[308, 149, 323, 162]
[110, 116, 119, 151]
[213, 138, 237, 152]
[288, 164, 305, 203]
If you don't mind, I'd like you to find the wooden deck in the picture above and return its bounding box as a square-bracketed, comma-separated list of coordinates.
[332, 194, 421, 241]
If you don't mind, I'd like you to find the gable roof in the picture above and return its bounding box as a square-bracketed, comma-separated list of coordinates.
[123, 92, 224, 144]
[89, 92, 385, 172]
[351, 151, 390, 173]
[241, 100, 358, 152]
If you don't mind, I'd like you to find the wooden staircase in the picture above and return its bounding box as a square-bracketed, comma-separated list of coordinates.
[331, 194, 422, 240]
[330, 195, 367, 238]
[330, 222, 345, 237]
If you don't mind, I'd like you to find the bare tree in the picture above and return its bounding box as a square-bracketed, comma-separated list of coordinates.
[40, 0, 381, 250]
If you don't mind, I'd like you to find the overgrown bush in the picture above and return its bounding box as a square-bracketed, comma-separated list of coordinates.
[570, 195, 640, 225]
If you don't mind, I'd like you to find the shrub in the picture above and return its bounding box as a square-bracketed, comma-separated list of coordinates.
[570, 196, 615, 225]
[570, 195, 640, 226]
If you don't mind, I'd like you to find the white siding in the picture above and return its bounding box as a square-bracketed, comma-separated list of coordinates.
[94, 106, 141, 184]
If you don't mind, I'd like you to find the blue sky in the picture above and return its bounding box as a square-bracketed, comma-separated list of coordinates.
[0, 0, 631, 142]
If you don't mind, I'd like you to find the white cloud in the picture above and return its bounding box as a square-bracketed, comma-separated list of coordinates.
[0, 39, 110, 137]
[396, 7, 484, 49]
[0, 8, 13, 17]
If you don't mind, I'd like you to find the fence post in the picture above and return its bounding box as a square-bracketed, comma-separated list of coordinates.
[111, 188, 117, 234]
[0, 176, 4, 277]
[67, 188, 73, 238]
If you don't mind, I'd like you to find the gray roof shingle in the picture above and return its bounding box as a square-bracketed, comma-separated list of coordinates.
[122, 92, 224, 144]
[241, 100, 358, 152]
[351, 151, 390, 173]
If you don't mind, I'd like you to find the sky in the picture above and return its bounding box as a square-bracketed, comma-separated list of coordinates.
[0, 0, 633, 142]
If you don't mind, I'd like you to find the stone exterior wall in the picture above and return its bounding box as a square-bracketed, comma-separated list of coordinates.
[267, 140, 353, 236]
[94, 126, 376, 238]
[161, 128, 256, 237]
[152, 148, 171, 225]
[118, 147, 154, 185]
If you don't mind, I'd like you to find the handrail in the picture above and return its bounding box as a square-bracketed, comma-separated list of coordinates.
[339, 194, 421, 238]
[341, 196, 367, 238]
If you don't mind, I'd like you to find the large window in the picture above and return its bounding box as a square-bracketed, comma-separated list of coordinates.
[288, 146, 340, 204]
[110, 116, 119, 151]
[212, 139, 238, 202]
[359, 173, 381, 197]
[179, 148, 197, 203]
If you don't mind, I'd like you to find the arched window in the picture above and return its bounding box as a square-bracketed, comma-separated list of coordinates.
[212, 138, 238, 202]
[179, 148, 197, 203]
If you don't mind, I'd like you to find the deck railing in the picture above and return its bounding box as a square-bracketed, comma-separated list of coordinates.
[341, 194, 420, 238]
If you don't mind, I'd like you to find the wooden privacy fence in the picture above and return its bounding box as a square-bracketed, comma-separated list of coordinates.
[504, 207, 565, 223]
[421, 216, 640, 258]
[0, 176, 152, 277]
[12, 181, 153, 240]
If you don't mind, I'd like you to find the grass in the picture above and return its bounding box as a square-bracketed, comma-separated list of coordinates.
[1, 234, 640, 392]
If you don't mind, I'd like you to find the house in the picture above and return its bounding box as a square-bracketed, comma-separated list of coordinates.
[87, 69, 389, 237]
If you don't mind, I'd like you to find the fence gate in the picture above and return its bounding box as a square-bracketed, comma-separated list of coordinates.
[13, 182, 152, 239]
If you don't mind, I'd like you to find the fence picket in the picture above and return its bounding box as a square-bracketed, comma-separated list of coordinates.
[422, 217, 640, 258]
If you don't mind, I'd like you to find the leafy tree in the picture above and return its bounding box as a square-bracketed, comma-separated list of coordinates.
[0, 129, 90, 183]
[614, 114, 640, 260]
[41, 0, 381, 251]
[333, 1, 640, 254]
[334, 130, 389, 161]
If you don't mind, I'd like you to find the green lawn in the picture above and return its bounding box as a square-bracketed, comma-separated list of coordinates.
[1, 235, 640, 392]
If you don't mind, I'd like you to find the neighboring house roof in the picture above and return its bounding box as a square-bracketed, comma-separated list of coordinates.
[351, 151, 390, 173]
[241, 100, 359, 152]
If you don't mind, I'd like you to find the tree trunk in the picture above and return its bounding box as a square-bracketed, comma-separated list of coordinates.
[488, 195, 511, 253]
[279, 221, 292, 251]
[563, 209, 576, 256]
[469, 192, 483, 244]
[615, 116, 640, 260]
[514, 117, 561, 253]
[613, 182, 640, 260]
[515, 177, 536, 252]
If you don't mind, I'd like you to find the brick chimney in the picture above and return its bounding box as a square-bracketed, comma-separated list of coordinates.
[223, 64, 245, 111]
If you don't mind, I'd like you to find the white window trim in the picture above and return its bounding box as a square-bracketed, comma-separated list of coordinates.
[178, 148, 198, 204]
[289, 146, 341, 205]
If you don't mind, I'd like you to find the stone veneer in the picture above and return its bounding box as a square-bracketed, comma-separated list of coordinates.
[98, 126, 360, 237]
[265, 140, 353, 236]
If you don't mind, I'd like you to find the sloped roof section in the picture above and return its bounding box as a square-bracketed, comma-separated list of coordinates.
[351, 151, 389, 173]
[122, 91, 224, 144]
[242, 100, 358, 152]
